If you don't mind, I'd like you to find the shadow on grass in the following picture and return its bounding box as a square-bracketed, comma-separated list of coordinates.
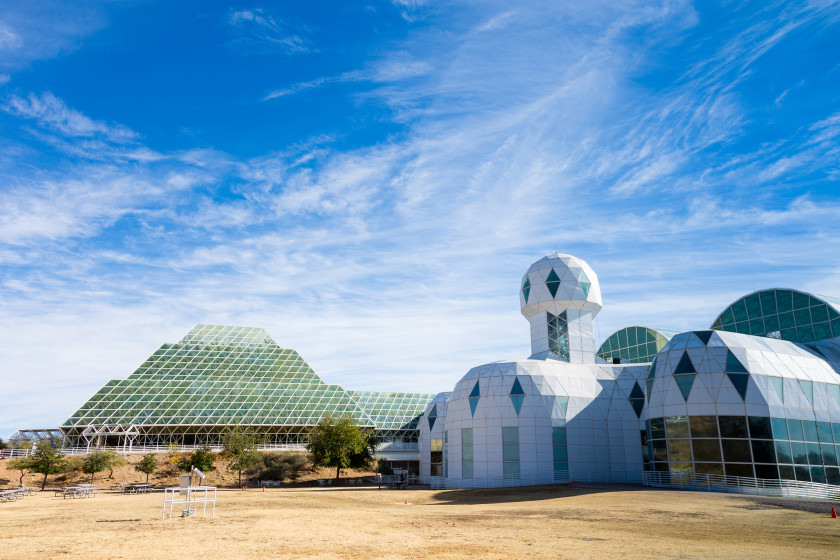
[428, 484, 616, 506]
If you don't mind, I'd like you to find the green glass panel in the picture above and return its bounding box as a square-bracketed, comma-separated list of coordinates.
[674, 374, 695, 400]
[744, 293, 762, 318]
[768, 377, 784, 402]
[725, 350, 748, 373]
[727, 373, 749, 400]
[545, 269, 561, 298]
[674, 352, 695, 375]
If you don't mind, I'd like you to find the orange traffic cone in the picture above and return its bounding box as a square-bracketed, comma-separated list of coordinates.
[831, 506, 837, 519]
[404, 498, 407, 504]
[242, 485, 246, 491]
[262, 486, 265, 492]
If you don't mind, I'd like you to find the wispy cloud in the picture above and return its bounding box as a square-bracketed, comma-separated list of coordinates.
[5, 92, 137, 142]
[227, 8, 309, 55]
[3, 1, 840, 434]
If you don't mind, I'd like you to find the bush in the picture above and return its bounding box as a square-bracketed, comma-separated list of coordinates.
[177, 445, 216, 474]
[260, 452, 309, 482]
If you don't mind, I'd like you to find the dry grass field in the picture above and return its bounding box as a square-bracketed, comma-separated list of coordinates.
[1, 484, 838, 560]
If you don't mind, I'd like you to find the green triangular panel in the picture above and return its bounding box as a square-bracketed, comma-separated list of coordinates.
[646, 378, 655, 403]
[727, 373, 750, 400]
[522, 277, 531, 303]
[647, 358, 657, 380]
[674, 374, 696, 400]
[628, 382, 645, 417]
[510, 378, 524, 395]
[556, 395, 569, 415]
[694, 331, 713, 345]
[725, 350, 749, 373]
[577, 269, 591, 297]
[673, 352, 695, 375]
[469, 381, 480, 398]
[510, 394, 524, 415]
[769, 377, 784, 403]
[546, 269, 561, 298]
[469, 397, 479, 416]
[428, 404, 438, 430]
[799, 379, 814, 405]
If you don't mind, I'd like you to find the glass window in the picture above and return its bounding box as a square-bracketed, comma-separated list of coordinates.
[794, 465, 811, 481]
[751, 440, 776, 463]
[694, 463, 723, 475]
[667, 439, 692, 461]
[802, 421, 819, 442]
[669, 462, 692, 474]
[502, 427, 519, 443]
[503, 445, 520, 462]
[552, 427, 566, 444]
[722, 439, 752, 462]
[787, 419, 804, 441]
[690, 416, 719, 438]
[774, 441, 792, 464]
[778, 464, 796, 481]
[754, 464, 779, 480]
[650, 417, 665, 439]
[503, 462, 520, 476]
[665, 416, 689, 438]
[821, 443, 838, 466]
[806, 442, 822, 464]
[790, 442, 808, 464]
[826, 467, 840, 485]
[462, 462, 473, 478]
[810, 466, 826, 484]
[718, 416, 748, 438]
[725, 463, 754, 477]
[652, 440, 668, 461]
[692, 439, 722, 462]
[770, 417, 789, 440]
[553, 445, 568, 462]
[817, 422, 834, 443]
[833, 423, 840, 442]
[748, 417, 772, 439]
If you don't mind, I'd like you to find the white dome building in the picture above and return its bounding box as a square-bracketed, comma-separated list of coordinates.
[419, 254, 840, 491]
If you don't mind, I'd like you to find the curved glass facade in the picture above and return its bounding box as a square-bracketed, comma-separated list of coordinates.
[645, 415, 840, 485]
[597, 326, 677, 364]
[711, 289, 840, 343]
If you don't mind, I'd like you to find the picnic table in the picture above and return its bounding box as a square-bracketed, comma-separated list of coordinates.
[0, 488, 25, 502]
[123, 483, 152, 494]
[55, 484, 98, 499]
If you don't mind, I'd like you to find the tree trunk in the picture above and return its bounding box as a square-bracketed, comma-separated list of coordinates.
[19, 472, 26, 485]
[336, 465, 340, 481]
[41, 473, 48, 490]
[238, 470, 242, 487]
[146, 472, 150, 484]
[90, 472, 95, 484]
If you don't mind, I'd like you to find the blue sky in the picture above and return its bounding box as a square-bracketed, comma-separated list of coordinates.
[1, 0, 839, 437]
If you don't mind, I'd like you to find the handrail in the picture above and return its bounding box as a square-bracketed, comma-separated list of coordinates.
[642, 471, 840, 501]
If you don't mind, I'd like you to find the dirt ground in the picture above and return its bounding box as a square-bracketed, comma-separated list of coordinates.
[0, 452, 374, 490]
[0, 484, 837, 560]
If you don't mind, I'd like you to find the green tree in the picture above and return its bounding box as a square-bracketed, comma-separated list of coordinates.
[222, 426, 263, 486]
[28, 439, 67, 490]
[305, 414, 369, 482]
[0, 437, 8, 450]
[104, 451, 127, 478]
[7, 457, 33, 485]
[177, 445, 217, 474]
[135, 453, 158, 484]
[82, 450, 110, 484]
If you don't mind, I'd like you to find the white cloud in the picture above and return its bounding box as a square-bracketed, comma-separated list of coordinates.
[5, 92, 138, 142]
[228, 7, 309, 55]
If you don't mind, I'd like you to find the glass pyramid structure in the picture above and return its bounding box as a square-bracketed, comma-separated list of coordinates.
[61, 325, 435, 449]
